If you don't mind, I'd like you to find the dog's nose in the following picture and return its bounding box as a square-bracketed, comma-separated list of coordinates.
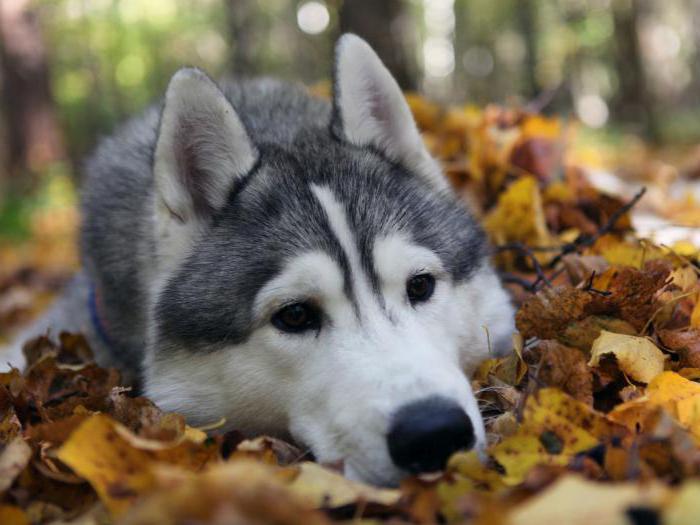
[387, 396, 475, 474]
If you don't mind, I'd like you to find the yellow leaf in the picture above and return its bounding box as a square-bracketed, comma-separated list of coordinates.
[597, 240, 666, 269]
[484, 176, 551, 249]
[489, 389, 621, 485]
[446, 450, 508, 493]
[0, 505, 29, 525]
[405, 93, 441, 131]
[609, 372, 700, 443]
[121, 460, 329, 525]
[57, 414, 219, 516]
[507, 475, 669, 525]
[588, 331, 666, 384]
[671, 240, 699, 259]
[520, 114, 561, 140]
[669, 265, 698, 292]
[542, 180, 574, 203]
[678, 368, 700, 381]
[665, 481, 700, 525]
[285, 462, 400, 508]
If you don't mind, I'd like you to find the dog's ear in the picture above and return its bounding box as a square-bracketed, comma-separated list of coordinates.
[332, 34, 447, 191]
[154, 67, 257, 224]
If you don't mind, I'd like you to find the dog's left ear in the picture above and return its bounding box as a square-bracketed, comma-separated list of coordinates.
[154, 67, 257, 224]
[332, 34, 447, 191]
[152, 68, 257, 272]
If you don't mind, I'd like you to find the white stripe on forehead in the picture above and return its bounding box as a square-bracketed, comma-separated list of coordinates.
[310, 184, 377, 313]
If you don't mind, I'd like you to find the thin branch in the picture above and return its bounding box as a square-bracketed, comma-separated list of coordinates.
[581, 271, 611, 296]
[547, 187, 647, 268]
[497, 242, 552, 287]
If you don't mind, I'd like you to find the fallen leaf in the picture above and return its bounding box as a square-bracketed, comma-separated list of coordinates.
[536, 340, 593, 404]
[489, 389, 624, 485]
[118, 460, 329, 525]
[665, 481, 700, 525]
[285, 461, 400, 509]
[588, 331, 666, 384]
[0, 505, 30, 525]
[231, 436, 303, 466]
[484, 176, 552, 250]
[658, 328, 700, 368]
[610, 372, 700, 443]
[506, 475, 669, 525]
[57, 414, 219, 516]
[0, 437, 32, 493]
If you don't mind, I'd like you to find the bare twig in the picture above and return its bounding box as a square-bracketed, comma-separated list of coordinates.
[581, 271, 611, 296]
[497, 242, 552, 288]
[500, 272, 539, 293]
[547, 187, 647, 269]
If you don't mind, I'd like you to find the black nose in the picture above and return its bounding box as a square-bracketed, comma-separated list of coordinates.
[387, 396, 475, 474]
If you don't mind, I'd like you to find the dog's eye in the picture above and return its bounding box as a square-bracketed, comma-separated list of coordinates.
[271, 302, 321, 333]
[407, 274, 435, 304]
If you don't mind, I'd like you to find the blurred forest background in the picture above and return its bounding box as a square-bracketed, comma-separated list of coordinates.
[0, 0, 699, 244]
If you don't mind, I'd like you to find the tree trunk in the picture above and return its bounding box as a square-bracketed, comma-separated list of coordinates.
[611, 0, 660, 142]
[226, 0, 263, 76]
[0, 0, 65, 181]
[516, 0, 539, 99]
[339, 0, 417, 90]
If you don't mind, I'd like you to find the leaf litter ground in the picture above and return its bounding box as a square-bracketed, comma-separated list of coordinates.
[1, 99, 700, 524]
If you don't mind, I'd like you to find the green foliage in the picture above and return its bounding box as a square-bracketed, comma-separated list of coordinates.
[40, 0, 228, 160]
[0, 189, 33, 241]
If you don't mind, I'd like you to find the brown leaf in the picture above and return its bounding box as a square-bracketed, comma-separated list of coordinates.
[517, 262, 672, 344]
[118, 461, 330, 525]
[537, 340, 593, 404]
[659, 328, 700, 368]
[516, 286, 596, 341]
[109, 391, 185, 441]
[56, 414, 220, 517]
[601, 260, 673, 332]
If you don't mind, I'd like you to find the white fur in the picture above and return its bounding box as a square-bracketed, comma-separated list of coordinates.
[146, 187, 515, 485]
[335, 34, 448, 192]
[310, 185, 377, 310]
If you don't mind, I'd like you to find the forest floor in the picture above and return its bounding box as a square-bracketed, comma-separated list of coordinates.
[0, 99, 700, 524]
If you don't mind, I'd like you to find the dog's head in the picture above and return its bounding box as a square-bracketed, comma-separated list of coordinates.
[144, 34, 514, 486]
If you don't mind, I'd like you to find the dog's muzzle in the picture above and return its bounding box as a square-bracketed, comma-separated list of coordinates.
[386, 396, 475, 474]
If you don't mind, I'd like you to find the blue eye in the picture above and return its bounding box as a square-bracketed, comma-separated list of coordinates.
[271, 302, 321, 333]
[407, 274, 435, 304]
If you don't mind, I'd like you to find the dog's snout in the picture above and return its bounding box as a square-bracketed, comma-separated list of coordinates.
[387, 396, 475, 474]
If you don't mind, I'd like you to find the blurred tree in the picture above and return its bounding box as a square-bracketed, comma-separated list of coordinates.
[0, 0, 65, 181]
[611, 0, 659, 141]
[226, 0, 265, 76]
[339, 0, 416, 90]
[516, 0, 538, 99]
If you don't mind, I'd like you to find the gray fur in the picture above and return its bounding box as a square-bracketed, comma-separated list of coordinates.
[3, 37, 514, 486]
[71, 77, 488, 373]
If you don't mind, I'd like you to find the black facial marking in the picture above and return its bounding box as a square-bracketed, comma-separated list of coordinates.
[153, 82, 488, 353]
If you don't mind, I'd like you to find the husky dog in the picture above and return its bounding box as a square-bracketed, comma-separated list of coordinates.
[5, 35, 514, 486]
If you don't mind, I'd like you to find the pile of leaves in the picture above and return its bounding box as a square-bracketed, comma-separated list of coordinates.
[2, 99, 700, 524]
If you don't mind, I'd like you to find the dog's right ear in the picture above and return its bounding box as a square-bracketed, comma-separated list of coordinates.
[154, 67, 257, 224]
[152, 68, 257, 267]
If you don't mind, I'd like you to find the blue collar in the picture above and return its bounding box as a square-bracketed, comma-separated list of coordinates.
[88, 284, 116, 351]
